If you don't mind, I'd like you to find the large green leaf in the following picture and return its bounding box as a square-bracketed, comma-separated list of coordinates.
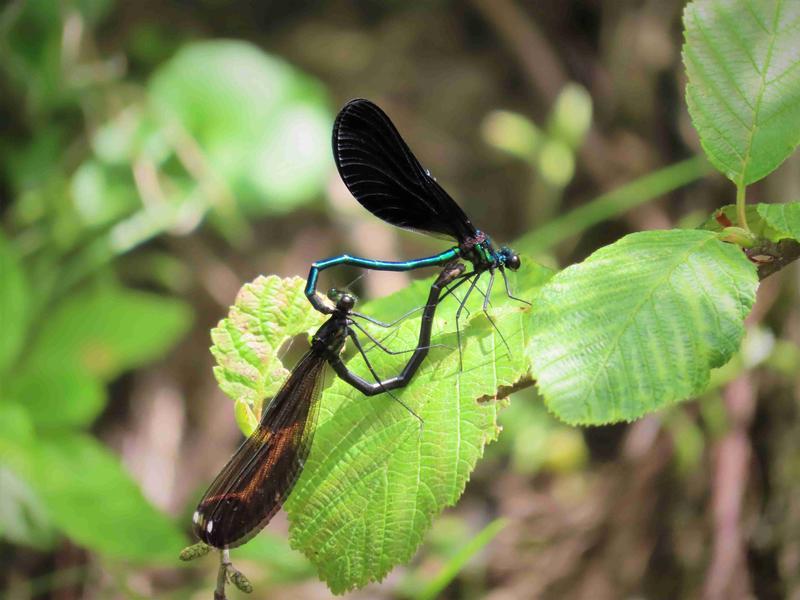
[26, 286, 191, 380]
[0, 231, 28, 373]
[208, 261, 549, 592]
[148, 40, 331, 215]
[13, 433, 186, 562]
[286, 262, 549, 593]
[528, 230, 758, 424]
[683, 0, 800, 185]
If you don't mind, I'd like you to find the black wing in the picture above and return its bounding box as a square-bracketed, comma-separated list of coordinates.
[333, 98, 477, 242]
[193, 351, 326, 549]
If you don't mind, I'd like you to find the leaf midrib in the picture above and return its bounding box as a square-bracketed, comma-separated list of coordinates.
[737, 0, 783, 185]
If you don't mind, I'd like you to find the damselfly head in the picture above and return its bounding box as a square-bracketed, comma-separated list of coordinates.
[327, 288, 357, 312]
[337, 293, 356, 312]
[500, 247, 521, 271]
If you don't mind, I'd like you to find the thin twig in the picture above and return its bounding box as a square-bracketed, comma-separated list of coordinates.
[214, 549, 229, 600]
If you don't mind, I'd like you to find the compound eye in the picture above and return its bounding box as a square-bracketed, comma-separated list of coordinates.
[336, 293, 356, 312]
[506, 253, 521, 271]
[327, 288, 342, 301]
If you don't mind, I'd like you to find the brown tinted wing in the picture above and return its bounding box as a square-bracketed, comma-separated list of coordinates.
[192, 351, 326, 548]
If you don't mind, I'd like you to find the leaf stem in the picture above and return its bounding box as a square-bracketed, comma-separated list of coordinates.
[736, 182, 749, 231]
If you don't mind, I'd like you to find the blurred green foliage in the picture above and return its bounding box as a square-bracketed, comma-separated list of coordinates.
[482, 83, 591, 226]
[149, 40, 331, 216]
[0, 0, 332, 577]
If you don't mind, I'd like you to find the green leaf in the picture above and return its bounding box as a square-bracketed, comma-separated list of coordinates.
[528, 230, 758, 424]
[210, 275, 326, 428]
[148, 40, 331, 215]
[701, 202, 800, 242]
[683, 0, 800, 185]
[285, 261, 550, 593]
[27, 286, 192, 380]
[7, 369, 106, 430]
[14, 433, 187, 562]
[0, 231, 28, 373]
[757, 201, 800, 241]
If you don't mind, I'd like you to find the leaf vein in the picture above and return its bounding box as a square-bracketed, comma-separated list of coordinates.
[692, 7, 755, 111]
[738, 0, 784, 185]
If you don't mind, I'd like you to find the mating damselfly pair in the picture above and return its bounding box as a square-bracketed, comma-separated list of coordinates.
[184, 99, 529, 595]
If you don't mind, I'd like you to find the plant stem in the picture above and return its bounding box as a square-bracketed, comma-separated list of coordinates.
[515, 156, 711, 255]
[215, 550, 229, 600]
[736, 182, 749, 231]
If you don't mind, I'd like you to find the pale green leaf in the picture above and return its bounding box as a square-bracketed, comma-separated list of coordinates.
[27, 286, 192, 380]
[285, 261, 550, 593]
[528, 230, 758, 424]
[683, 0, 800, 185]
[210, 275, 326, 421]
[0, 231, 28, 373]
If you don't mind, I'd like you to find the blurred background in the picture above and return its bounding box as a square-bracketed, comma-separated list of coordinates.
[1, 1, 799, 598]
